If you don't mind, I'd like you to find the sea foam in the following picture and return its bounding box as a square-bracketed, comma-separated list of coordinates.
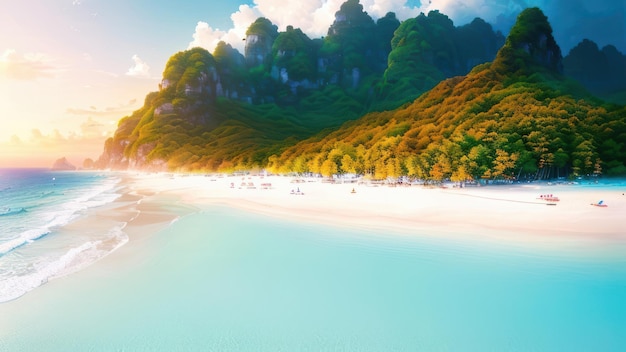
[0, 171, 128, 302]
[0, 225, 129, 303]
[0, 175, 121, 256]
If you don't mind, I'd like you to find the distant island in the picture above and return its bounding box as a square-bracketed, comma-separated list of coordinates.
[52, 157, 76, 171]
[95, 1, 626, 180]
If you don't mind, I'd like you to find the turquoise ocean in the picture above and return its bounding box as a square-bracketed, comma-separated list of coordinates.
[0, 169, 126, 303]
[1, 170, 625, 351]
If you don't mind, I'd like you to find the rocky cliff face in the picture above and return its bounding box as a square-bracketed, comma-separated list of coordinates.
[244, 18, 278, 67]
[157, 48, 220, 124]
[495, 7, 563, 74]
[321, 0, 382, 87]
[214, 41, 247, 100]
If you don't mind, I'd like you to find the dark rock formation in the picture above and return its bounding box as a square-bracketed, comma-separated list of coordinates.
[51, 157, 76, 171]
[495, 7, 563, 74]
[245, 18, 278, 67]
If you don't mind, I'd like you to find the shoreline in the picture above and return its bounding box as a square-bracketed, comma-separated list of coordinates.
[3, 172, 623, 303]
[125, 172, 626, 251]
[0, 173, 195, 304]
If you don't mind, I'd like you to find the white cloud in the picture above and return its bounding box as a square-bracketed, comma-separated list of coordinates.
[0, 125, 111, 167]
[252, 0, 337, 37]
[186, 0, 428, 54]
[66, 99, 138, 116]
[3, 49, 20, 61]
[419, 0, 506, 24]
[22, 119, 116, 147]
[79, 117, 108, 139]
[10, 135, 22, 145]
[188, 4, 261, 53]
[0, 49, 59, 80]
[186, 0, 559, 55]
[188, 22, 227, 50]
[126, 54, 151, 77]
[81, 52, 93, 62]
[364, 0, 423, 19]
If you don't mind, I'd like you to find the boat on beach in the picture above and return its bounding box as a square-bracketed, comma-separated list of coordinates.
[591, 200, 608, 207]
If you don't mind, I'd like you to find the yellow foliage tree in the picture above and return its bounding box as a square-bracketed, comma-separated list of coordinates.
[340, 154, 356, 174]
[320, 158, 338, 177]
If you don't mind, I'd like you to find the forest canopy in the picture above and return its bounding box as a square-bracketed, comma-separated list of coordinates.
[96, 3, 626, 180]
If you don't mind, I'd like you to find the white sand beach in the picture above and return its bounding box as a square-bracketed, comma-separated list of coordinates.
[124, 172, 626, 249]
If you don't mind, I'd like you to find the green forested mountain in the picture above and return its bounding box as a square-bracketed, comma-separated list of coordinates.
[376, 12, 505, 110]
[97, 3, 626, 179]
[563, 39, 626, 105]
[96, 0, 503, 171]
[270, 8, 626, 180]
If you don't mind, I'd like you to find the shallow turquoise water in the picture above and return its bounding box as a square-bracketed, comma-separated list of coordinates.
[0, 169, 124, 302]
[1, 205, 625, 351]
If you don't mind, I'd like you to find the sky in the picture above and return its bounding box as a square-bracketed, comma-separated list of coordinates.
[1, 0, 624, 168]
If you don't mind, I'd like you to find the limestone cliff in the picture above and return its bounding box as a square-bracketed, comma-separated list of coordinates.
[245, 18, 278, 67]
[494, 7, 563, 74]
